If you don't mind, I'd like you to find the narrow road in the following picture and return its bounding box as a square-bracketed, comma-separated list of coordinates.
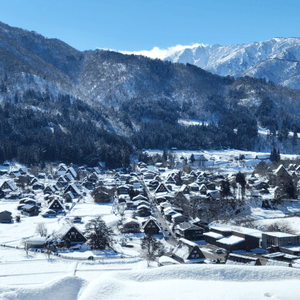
[139, 174, 178, 247]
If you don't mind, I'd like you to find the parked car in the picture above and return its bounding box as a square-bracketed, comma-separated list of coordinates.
[215, 248, 223, 254]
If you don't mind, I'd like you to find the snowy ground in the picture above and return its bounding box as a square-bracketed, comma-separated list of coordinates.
[1, 264, 300, 300]
[0, 245, 144, 286]
[78, 264, 300, 300]
[254, 217, 300, 234]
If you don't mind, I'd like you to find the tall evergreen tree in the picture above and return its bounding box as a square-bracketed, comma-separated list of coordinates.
[220, 179, 231, 199]
[235, 172, 246, 200]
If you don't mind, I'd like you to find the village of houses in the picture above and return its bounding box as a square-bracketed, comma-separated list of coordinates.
[1, 149, 300, 274]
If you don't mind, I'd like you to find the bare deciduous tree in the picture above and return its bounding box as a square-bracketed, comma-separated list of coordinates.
[266, 221, 296, 234]
[43, 247, 52, 260]
[35, 222, 48, 237]
[22, 240, 30, 256]
[140, 234, 165, 267]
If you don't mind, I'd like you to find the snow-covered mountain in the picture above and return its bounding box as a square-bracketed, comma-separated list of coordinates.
[163, 38, 300, 89]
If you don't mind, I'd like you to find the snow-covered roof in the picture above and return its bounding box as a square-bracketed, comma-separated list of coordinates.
[179, 184, 189, 192]
[210, 226, 232, 233]
[142, 217, 160, 230]
[67, 167, 77, 178]
[281, 245, 300, 252]
[137, 204, 150, 210]
[118, 184, 130, 189]
[266, 259, 290, 267]
[56, 223, 84, 239]
[58, 163, 68, 171]
[207, 190, 220, 199]
[159, 202, 171, 208]
[123, 218, 140, 226]
[232, 227, 262, 238]
[132, 194, 148, 201]
[172, 213, 184, 219]
[22, 204, 38, 210]
[263, 252, 299, 260]
[158, 255, 180, 265]
[93, 167, 101, 174]
[164, 208, 177, 216]
[64, 173, 74, 181]
[173, 244, 190, 260]
[263, 232, 297, 238]
[203, 232, 223, 239]
[228, 253, 257, 261]
[274, 164, 288, 175]
[26, 236, 47, 245]
[98, 161, 106, 168]
[189, 182, 200, 188]
[48, 198, 64, 210]
[176, 222, 202, 231]
[0, 180, 17, 191]
[179, 238, 198, 247]
[66, 183, 80, 195]
[133, 183, 141, 189]
[218, 235, 245, 245]
[133, 200, 149, 207]
[57, 176, 67, 182]
[66, 191, 76, 199]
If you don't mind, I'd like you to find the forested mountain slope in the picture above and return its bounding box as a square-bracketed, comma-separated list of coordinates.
[0, 21, 300, 166]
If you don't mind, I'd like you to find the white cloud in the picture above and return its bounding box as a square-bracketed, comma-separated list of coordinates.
[120, 43, 205, 60]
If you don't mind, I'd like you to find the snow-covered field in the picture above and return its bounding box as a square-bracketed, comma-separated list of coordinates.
[0, 245, 144, 286]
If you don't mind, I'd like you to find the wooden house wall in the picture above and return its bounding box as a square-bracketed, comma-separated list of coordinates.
[144, 221, 160, 234]
[233, 231, 260, 249]
[64, 228, 86, 244]
[187, 246, 205, 260]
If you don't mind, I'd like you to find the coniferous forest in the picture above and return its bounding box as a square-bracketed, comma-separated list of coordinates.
[1, 21, 300, 167]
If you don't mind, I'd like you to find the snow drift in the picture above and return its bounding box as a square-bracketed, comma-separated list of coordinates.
[0, 276, 86, 300]
[0, 264, 300, 299]
[79, 264, 300, 300]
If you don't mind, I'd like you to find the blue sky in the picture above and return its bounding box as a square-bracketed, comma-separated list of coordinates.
[0, 0, 299, 53]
